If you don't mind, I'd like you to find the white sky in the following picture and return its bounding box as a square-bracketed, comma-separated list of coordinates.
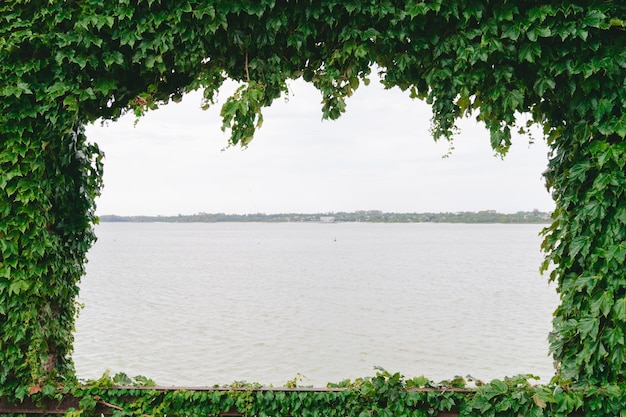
[86, 77, 555, 216]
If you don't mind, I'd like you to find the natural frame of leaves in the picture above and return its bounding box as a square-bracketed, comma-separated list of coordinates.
[1, 0, 625, 406]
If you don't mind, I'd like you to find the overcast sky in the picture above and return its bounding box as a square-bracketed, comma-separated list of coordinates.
[85, 77, 555, 216]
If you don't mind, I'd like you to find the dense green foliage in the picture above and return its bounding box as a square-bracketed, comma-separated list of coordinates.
[8, 369, 626, 417]
[99, 210, 552, 223]
[0, 105, 103, 397]
[1, 0, 626, 410]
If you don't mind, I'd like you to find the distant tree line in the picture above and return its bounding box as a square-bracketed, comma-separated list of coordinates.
[99, 210, 551, 224]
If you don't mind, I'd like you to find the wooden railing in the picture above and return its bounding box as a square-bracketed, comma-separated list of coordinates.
[0, 386, 467, 416]
[0, 386, 585, 416]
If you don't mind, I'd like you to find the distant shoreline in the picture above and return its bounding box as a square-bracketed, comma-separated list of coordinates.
[98, 210, 552, 224]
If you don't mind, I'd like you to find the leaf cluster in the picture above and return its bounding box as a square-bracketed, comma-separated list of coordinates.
[9, 370, 626, 417]
[541, 133, 626, 385]
[4, 2, 624, 148]
[0, 123, 102, 399]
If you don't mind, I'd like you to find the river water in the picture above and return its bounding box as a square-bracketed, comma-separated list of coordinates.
[73, 222, 559, 387]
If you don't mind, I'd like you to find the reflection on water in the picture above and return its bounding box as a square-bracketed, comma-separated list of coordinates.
[74, 222, 559, 387]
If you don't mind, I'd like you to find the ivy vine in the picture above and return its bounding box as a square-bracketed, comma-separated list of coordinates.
[1, 0, 626, 412]
[8, 369, 626, 416]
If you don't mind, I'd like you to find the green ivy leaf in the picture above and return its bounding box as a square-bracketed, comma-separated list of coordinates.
[613, 297, 626, 321]
[592, 291, 614, 318]
[578, 316, 599, 340]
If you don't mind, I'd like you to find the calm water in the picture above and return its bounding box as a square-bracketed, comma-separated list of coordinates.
[73, 222, 559, 387]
